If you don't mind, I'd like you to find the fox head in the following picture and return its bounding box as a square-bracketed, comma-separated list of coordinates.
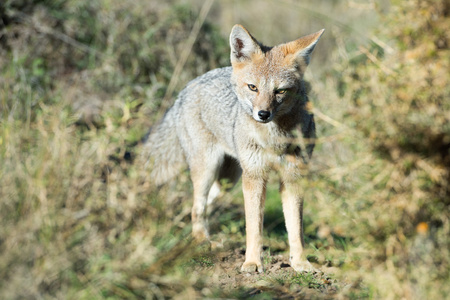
[229, 24, 324, 123]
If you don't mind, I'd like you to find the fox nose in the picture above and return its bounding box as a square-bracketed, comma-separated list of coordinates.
[258, 110, 271, 121]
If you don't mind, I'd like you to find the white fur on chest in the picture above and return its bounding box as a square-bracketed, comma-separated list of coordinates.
[238, 121, 294, 175]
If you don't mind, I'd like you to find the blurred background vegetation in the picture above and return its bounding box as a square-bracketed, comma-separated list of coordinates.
[0, 0, 448, 299]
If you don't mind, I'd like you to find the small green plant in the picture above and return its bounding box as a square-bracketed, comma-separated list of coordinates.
[290, 272, 332, 290]
[262, 248, 273, 266]
[188, 254, 215, 268]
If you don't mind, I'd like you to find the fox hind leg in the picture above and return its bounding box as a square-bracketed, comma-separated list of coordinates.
[190, 153, 243, 245]
[191, 151, 241, 240]
[190, 154, 223, 242]
[206, 155, 242, 207]
[206, 156, 242, 218]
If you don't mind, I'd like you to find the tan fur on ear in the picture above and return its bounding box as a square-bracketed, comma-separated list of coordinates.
[281, 29, 325, 65]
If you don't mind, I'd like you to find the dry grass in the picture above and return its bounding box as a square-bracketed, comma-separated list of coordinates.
[0, 0, 448, 299]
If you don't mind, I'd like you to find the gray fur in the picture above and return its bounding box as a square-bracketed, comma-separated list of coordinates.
[143, 66, 315, 185]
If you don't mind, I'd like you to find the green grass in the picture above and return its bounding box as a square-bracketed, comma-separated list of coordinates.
[0, 0, 449, 299]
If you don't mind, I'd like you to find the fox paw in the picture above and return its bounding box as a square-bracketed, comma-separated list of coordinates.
[241, 261, 264, 273]
[291, 260, 316, 273]
[192, 225, 210, 243]
[192, 232, 223, 251]
[210, 240, 223, 249]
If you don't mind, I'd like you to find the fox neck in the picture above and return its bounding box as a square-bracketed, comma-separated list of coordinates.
[241, 114, 295, 156]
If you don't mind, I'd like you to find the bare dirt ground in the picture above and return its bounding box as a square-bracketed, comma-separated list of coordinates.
[187, 245, 342, 299]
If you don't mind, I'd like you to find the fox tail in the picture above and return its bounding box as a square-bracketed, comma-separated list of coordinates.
[141, 108, 186, 186]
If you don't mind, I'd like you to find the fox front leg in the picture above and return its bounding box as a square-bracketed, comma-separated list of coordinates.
[280, 180, 315, 272]
[241, 173, 267, 273]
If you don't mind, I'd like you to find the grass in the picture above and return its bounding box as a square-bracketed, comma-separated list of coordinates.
[0, 0, 449, 299]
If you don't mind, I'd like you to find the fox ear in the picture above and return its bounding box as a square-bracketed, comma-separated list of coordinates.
[230, 24, 261, 63]
[282, 29, 325, 66]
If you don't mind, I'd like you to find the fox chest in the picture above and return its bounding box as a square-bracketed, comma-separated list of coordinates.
[236, 125, 304, 176]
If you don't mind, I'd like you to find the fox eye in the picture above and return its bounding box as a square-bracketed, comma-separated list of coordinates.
[276, 89, 287, 95]
[247, 84, 258, 92]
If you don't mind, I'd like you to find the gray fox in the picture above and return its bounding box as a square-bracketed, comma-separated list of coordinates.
[143, 24, 324, 273]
